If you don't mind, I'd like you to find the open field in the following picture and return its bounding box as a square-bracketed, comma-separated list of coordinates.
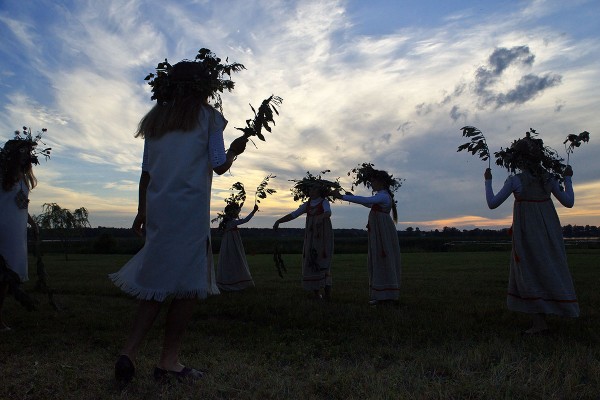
[1, 251, 599, 399]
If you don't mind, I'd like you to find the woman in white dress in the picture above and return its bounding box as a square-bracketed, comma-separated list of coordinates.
[485, 132, 579, 334]
[333, 167, 402, 306]
[216, 203, 258, 291]
[0, 138, 40, 331]
[109, 52, 247, 384]
[274, 183, 334, 300]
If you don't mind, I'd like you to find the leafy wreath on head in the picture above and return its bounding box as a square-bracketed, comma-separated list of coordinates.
[211, 182, 247, 231]
[1, 126, 51, 168]
[144, 48, 246, 112]
[494, 128, 567, 189]
[348, 163, 403, 193]
[1, 127, 51, 193]
[289, 170, 345, 203]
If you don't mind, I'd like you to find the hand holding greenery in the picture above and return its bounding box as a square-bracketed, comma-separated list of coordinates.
[235, 95, 283, 144]
[563, 131, 590, 165]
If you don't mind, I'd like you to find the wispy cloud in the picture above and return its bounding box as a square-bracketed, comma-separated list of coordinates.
[1, 0, 599, 229]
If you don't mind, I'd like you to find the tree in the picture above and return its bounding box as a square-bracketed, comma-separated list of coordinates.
[35, 203, 90, 261]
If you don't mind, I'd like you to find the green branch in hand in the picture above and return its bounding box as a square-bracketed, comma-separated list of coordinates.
[457, 126, 491, 168]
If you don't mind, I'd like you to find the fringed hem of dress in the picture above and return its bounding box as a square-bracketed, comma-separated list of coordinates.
[108, 272, 215, 302]
[217, 278, 255, 291]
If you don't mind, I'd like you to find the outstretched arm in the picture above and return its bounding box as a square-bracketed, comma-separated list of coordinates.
[229, 205, 259, 228]
[342, 191, 390, 208]
[273, 213, 297, 230]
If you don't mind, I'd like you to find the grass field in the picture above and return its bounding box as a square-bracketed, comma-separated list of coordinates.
[1, 251, 599, 399]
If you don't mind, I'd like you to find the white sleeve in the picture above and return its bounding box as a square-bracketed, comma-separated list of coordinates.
[342, 191, 390, 208]
[141, 140, 149, 172]
[485, 176, 516, 209]
[322, 199, 331, 213]
[232, 211, 255, 227]
[551, 176, 574, 208]
[208, 109, 228, 168]
[290, 202, 308, 218]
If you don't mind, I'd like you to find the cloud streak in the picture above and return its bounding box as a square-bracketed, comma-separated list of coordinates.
[1, 0, 599, 229]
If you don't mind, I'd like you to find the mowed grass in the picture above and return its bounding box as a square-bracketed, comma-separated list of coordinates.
[1, 250, 599, 399]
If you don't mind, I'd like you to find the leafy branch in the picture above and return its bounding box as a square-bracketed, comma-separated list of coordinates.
[273, 243, 287, 279]
[457, 126, 491, 168]
[563, 131, 590, 165]
[235, 95, 283, 144]
[254, 174, 276, 205]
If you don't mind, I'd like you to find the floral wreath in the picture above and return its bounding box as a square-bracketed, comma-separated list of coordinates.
[144, 48, 246, 112]
[348, 163, 403, 193]
[289, 170, 344, 202]
[1, 126, 51, 170]
[494, 129, 566, 187]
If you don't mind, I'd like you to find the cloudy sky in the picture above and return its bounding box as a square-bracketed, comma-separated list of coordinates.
[1, 0, 599, 230]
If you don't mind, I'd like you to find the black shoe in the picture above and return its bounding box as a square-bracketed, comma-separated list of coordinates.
[115, 355, 135, 386]
[154, 366, 204, 383]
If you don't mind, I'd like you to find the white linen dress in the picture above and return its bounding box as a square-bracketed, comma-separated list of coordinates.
[0, 179, 30, 282]
[486, 171, 579, 317]
[216, 213, 256, 291]
[110, 106, 226, 301]
[291, 198, 334, 291]
[342, 191, 402, 301]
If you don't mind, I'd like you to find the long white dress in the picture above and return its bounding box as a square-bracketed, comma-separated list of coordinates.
[291, 198, 334, 291]
[110, 106, 226, 301]
[486, 172, 579, 317]
[0, 179, 30, 282]
[342, 191, 402, 301]
[216, 212, 256, 291]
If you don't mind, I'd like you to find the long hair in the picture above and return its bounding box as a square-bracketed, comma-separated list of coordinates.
[136, 61, 212, 139]
[135, 95, 210, 139]
[386, 188, 398, 223]
[1, 140, 37, 191]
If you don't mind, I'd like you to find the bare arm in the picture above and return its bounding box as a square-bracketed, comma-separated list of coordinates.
[273, 213, 297, 230]
[27, 213, 38, 240]
[132, 171, 150, 236]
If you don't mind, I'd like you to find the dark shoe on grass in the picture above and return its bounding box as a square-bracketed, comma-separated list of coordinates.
[154, 366, 204, 383]
[522, 327, 550, 336]
[115, 355, 135, 386]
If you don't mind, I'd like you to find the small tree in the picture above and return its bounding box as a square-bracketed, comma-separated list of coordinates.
[35, 203, 90, 261]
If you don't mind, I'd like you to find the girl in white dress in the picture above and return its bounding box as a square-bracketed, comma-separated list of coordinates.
[333, 167, 402, 306]
[485, 132, 579, 334]
[216, 203, 258, 291]
[0, 138, 40, 331]
[274, 183, 334, 300]
[109, 51, 247, 385]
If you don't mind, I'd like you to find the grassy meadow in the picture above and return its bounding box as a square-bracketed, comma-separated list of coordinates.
[1, 250, 599, 399]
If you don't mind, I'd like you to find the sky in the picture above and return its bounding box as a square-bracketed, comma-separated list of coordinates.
[1, 0, 599, 230]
